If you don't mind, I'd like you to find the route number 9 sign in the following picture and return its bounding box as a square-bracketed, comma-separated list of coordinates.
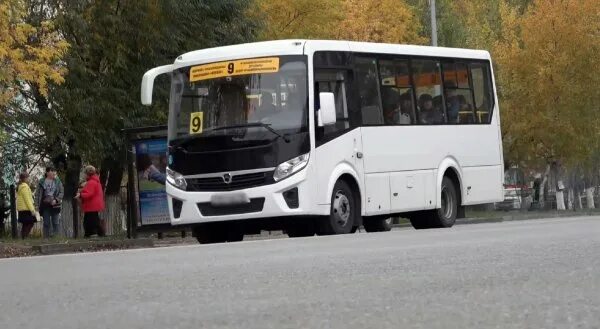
[189, 112, 203, 134]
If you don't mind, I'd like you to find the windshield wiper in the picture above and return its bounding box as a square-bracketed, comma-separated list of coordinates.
[170, 122, 290, 149]
[207, 123, 290, 143]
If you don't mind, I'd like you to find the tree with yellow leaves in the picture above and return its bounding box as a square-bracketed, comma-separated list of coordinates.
[336, 0, 426, 44]
[250, 0, 427, 45]
[493, 0, 600, 169]
[0, 0, 68, 109]
[248, 0, 343, 40]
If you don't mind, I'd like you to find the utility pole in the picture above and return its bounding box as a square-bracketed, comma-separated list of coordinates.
[430, 0, 438, 47]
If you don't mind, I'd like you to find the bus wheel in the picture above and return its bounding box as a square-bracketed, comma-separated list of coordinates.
[363, 216, 392, 232]
[409, 213, 431, 229]
[318, 180, 356, 235]
[428, 176, 458, 228]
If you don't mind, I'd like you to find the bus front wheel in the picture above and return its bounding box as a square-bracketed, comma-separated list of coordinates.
[318, 180, 357, 235]
[410, 176, 458, 229]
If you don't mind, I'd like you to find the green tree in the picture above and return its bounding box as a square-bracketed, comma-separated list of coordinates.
[51, 0, 258, 194]
[1, 0, 258, 197]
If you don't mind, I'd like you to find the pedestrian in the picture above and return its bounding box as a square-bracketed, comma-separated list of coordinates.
[76, 166, 105, 238]
[16, 172, 38, 239]
[35, 166, 64, 238]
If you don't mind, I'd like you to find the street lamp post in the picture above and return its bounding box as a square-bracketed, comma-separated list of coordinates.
[430, 0, 438, 47]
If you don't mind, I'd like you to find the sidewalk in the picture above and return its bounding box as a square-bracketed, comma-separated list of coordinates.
[0, 237, 153, 258]
[2, 210, 598, 258]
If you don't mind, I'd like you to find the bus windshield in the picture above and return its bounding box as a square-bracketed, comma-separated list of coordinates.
[168, 55, 307, 142]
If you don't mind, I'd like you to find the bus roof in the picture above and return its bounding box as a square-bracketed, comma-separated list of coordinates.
[174, 40, 491, 69]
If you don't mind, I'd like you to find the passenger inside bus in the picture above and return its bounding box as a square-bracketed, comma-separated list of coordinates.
[419, 94, 444, 124]
[444, 83, 460, 124]
[396, 92, 413, 124]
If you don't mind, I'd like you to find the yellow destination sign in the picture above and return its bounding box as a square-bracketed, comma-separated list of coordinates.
[190, 57, 280, 82]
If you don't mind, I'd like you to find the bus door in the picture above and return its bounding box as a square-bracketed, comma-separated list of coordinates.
[314, 69, 365, 209]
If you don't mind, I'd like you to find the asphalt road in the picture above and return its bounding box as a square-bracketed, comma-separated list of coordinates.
[1, 216, 599, 329]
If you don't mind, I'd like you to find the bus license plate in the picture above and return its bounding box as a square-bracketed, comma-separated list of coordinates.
[210, 193, 250, 207]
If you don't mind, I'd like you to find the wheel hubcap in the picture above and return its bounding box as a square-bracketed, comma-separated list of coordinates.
[441, 186, 454, 219]
[333, 190, 351, 227]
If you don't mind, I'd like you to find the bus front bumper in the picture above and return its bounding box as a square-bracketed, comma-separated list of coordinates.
[166, 170, 313, 225]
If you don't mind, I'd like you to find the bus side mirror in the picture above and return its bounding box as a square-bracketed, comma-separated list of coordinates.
[318, 92, 336, 127]
[141, 64, 173, 105]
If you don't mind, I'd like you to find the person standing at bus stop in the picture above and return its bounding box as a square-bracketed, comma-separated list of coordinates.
[35, 166, 64, 238]
[16, 172, 38, 239]
[77, 166, 105, 238]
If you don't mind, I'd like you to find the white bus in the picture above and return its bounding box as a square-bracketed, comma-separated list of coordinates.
[141, 40, 504, 243]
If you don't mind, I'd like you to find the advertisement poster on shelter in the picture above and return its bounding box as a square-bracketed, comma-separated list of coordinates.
[135, 139, 169, 225]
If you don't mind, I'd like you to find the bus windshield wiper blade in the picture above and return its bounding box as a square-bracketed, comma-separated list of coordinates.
[208, 123, 290, 143]
[170, 123, 290, 149]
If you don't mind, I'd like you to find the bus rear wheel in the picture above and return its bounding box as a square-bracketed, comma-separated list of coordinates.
[317, 180, 356, 235]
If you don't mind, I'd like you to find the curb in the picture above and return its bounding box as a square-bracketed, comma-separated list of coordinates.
[32, 238, 154, 255]
[391, 211, 599, 229]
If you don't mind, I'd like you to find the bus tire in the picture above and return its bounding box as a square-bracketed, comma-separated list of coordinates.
[363, 216, 392, 232]
[409, 213, 431, 229]
[318, 180, 356, 235]
[428, 176, 458, 228]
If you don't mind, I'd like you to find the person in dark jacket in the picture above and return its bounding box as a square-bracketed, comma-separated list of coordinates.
[35, 166, 64, 238]
[76, 166, 106, 238]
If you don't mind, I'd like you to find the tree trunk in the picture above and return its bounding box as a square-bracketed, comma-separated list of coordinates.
[101, 194, 125, 236]
[539, 164, 550, 209]
[100, 156, 125, 195]
[586, 187, 596, 209]
[64, 149, 82, 238]
[556, 190, 566, 210]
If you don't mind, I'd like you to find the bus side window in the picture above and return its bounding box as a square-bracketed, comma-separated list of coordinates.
[442, 61, 475, 124]
[411, 59, 445, 125]
[470, 62, 494, 124]
[378, 59, 415, 125]
[354, 57, 384, 125]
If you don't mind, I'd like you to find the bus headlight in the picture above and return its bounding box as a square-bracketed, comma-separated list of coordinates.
[166, 167, 187, 190]
[273, 153, 309, 182]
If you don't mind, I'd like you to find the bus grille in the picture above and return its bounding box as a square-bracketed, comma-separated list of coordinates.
[186, 171, 274, 192]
